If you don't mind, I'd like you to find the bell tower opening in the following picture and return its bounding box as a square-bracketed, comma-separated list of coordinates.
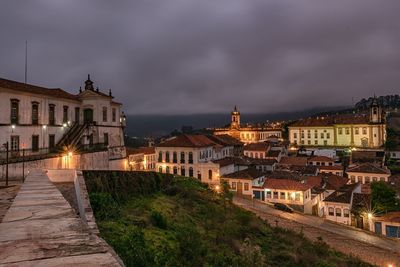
[369, 96, 382, 123]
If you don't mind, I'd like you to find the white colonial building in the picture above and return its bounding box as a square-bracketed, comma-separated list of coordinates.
[0, 76, 126, 171]
[289, 98, 386, 149]
[155, 134, 235, 185]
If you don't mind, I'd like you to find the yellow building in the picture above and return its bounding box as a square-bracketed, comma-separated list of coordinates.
[288, 98, 386, 148]
[214, 106, 282, 143]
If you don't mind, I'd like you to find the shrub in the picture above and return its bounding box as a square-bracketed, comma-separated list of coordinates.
[89, 192, 120, 220]
[150, 210, 167, 229]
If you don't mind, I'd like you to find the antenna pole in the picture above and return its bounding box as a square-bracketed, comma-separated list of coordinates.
[25, 40, 28, 84]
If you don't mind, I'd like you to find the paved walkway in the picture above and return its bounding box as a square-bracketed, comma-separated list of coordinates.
[234, 197, 400, 266]
[0, 170, 122, 266]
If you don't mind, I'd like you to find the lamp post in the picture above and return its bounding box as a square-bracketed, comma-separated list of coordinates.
[3, 142, 9, 186]
[22, 143, 26, 182]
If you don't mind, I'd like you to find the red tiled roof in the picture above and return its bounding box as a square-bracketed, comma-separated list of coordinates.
[263, 178, 312, 191]
[347, 163, 390, 174]
[244, 142, 270, 151]
[126, 147, 155, 155]
[280, 156, 308, 166]
[157, 134, 217, 148]
[290, 113, 371, 127]
[266, 150, 281, 157]
[323, 183, 360, 204]
[375, 212, 400, 223]
[222, 168, 264, 180]
[0, 77, 79, 101]
[319, 165, 343, 171]
[306, 174, 349, 191]
[308, 156, 334, 162]
[208, 134, 243, 146]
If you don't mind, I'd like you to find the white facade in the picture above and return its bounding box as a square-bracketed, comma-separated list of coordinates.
[0, 76, 125, 154]
[155, 143, 233, 185]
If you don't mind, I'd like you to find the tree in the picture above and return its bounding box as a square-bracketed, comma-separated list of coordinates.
[371, 181, 399, 214]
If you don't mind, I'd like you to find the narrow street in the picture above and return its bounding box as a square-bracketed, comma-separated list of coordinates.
[234, 197, 400, 266]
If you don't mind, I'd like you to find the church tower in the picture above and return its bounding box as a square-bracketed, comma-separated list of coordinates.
[231, 106, 240, 129]
[370, 96, 383, 123]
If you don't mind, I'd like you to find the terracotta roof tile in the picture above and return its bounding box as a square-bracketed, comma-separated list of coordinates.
[323, 183, 360, 204]
[0, 77, 79, 101]
[157, 134, 218, 148]
[244, 142, 270, 151]
[308, 156, 334, 162]
[347, 163, 390, 174]
[290, 113, 371, 127]
[126, 147, 155, 155]
[221, 168, 264, 180]
[280, 156, 308, 166]
[262, 178, 313, 191]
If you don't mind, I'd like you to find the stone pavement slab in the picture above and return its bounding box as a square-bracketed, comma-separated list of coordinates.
[0, 169, 122, 266]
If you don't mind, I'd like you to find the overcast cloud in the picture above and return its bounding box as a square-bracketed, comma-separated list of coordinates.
[0, 0, 400, 114]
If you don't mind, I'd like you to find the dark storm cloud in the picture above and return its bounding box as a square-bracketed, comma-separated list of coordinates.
[1, 0, 400, 114]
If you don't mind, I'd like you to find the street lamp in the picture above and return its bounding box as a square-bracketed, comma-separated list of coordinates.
[2, 142, 9, 186]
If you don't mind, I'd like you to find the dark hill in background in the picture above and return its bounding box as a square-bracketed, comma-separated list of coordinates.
[355, 95, 400, 110]
[126, 106, 348, 138]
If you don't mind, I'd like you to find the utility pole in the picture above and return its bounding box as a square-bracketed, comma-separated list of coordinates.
[3, 142, 9, 186]
[25, 40, 28, 84]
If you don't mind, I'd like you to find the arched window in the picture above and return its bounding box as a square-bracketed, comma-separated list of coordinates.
[208, 170, 212, 180]
[158, 151, 163, 162]
[181, 166, 186, 176]
[328, 207, 334, 216]
[335, 208, 342, 217]
[189, 167, 193, 177]
[158, 166, 162, 173]
[173, 152, 177, 163]
[165, 151, 170, 163]
[166, 166, 170, 174]
[343, 209, 350, 218]
[173, 166, 178, 175]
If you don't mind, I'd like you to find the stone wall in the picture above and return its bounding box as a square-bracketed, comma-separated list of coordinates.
[0, 151, 127, 179]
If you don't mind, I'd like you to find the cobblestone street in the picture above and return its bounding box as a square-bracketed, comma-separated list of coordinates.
[234, 197, 400, 266]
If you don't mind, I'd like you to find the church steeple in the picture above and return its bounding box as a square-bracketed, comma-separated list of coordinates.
[370, 95, 382, 123]
[231, 105, 240, 129]
[84, 74, 94, 91]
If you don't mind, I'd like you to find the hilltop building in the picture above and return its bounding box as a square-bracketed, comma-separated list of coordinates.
[288, 98, 386, 148]
[213, 106, 282, 144]
[0, 76, 127, 175]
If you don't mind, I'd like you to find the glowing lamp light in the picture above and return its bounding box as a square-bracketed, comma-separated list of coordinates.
[215, 185, 220, 192]
[42, 125, 47, 129]
[62, 123, 67, 127]
[367, 213, 373, 219]
[11, 125, 16, 129]
[68, 152, 73, 157]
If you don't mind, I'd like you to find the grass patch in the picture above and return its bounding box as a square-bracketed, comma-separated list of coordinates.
[85, 171, 371, 267]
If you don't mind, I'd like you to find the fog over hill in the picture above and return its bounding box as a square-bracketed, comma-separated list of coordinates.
[125, 106, 349, 138]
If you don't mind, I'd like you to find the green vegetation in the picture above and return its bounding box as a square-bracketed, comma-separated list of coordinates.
[85, 171, 370, 267]
[371, 181, 400, 214]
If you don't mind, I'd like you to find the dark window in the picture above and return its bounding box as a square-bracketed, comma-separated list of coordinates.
[158, 151, 162, 162]
[49, 104, 55, 125]
[208, 170, 212, 180]
[173, 166, 178, 175]
[32, 102, 39, 125]
[102, 107, 107, 122]
[166, 166, 170, 174]
[10, 136, 19, 151]
[244, 183, 249, 191]
[49, 135, 55, 149]
[104, 133, 109, 145]
[328, 207, 334, 216]
[112, 108, 116, 122]
[188, 152, 193, 164]
[165, 151, 170, 163]
[32, 135, 39, 151]
[10, 99, 19, 124]
[75, 107, 80, 123]
[180, 152, 185, 163]
[335, 208, 342, 217]
[181, 167, 186, 176]
[63, 106, 69, 123]
[189, 167, 193, 177]
[173, 152, 177, 163]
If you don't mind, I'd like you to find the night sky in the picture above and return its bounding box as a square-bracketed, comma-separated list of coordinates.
[1, 1, 400, 115]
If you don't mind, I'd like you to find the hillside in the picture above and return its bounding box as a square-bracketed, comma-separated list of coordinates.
[84, 171, 370, 267]
[355, 95, 400, 110]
